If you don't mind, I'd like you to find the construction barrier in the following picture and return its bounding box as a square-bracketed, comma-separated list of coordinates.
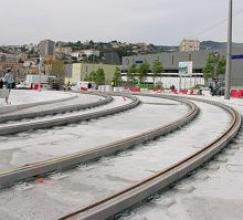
[179, 89, 188, 94]
[230, 89, 242, 98]
[31, 83, 42, 91]
[171, 89, 178, 94]
[128, 87, 141, 92]
[80, 86, 88, 91]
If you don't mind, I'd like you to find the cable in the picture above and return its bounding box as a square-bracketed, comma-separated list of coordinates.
[188, 8, 243, 38]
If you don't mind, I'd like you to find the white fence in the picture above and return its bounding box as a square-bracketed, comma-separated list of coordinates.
[121, 73, 205, 89]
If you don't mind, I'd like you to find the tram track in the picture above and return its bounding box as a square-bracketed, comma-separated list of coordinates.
[0, 90, 77, 114]
[0, 92, 113, 124]
[58, 95, 241, 220]
[0, 94, 139, 136]
[0, 94, 198, 189]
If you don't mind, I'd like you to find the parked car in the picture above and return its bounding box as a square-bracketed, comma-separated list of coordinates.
[209, 81, 225, 96]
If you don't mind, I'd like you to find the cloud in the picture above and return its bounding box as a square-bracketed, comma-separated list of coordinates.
[0, 0, 242, 45]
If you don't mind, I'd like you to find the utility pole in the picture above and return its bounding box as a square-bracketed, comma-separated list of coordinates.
[39, 56, 42, 84]
[225, 0, 233, 99]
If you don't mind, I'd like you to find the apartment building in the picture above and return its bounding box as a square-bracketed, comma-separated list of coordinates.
[39, 39, 55, 57]
[180, 39, 200, 52]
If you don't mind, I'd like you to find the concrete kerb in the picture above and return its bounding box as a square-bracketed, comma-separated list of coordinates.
[0, 91, 77, 114]
[61, 96, 241, 220]
[0, 95, 198, 189]
[0, 93, 113, 123]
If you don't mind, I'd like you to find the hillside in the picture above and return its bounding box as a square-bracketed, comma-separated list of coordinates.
[200, 41, 243, 50]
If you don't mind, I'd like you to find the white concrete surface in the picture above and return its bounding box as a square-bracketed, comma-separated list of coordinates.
[121, 136, 243, 220]
[0, 90, 74, 106]
[1, 93, 105, 125]
[0, 100, 231, 220]
[0, 96, 187, 171]
[120, 94, 243, 220]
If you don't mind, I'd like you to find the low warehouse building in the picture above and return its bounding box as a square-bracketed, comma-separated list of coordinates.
[122, 47, 243, 88]
[64, 63, 119, 84]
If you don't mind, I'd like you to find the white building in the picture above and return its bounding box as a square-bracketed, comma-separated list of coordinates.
[83, 49, 100, 57]
[180, 39, 200, 52]
[39, 39, 55, 57]
[71, 51, 84, 61]
[55, 47, 72, 55]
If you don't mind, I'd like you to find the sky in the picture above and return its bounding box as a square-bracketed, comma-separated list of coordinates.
[0, 0, 242, 45]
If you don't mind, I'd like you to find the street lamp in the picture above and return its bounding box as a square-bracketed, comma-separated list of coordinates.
[224, 0, 233, 99]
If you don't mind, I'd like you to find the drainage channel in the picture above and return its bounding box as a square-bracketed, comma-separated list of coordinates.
[57, 97, 241, 220]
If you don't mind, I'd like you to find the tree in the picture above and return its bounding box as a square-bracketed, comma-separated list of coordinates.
[203, 53, 226, 80]
[87, 54, 99, 63]
[67, 41, 82, 50]
[217, 57, 226, 76]
[128, 64, 137, 74]
[138, 62, 150, 84]
[127, 64, 137, 86]
[85, 69, 105, 85]
[152, 60, 163, 74]
[152, 60, 164, 86]
[86, 71, 96, 82]
[112, 67, 122, 86]
[89, 40, 94, 46]
[51, 59, 65, 75]
[95, 68, 105, 85]
[49, 59, 65, 89]
[127, 72, 136, 86]
[116, 46, 137, 59]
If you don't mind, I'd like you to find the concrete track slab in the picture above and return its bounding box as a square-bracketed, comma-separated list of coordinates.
[0, 99, 231, 220]
[0, 90, 76, 114]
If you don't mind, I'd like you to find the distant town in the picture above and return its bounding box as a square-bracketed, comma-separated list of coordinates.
[0, 39, 243, 89]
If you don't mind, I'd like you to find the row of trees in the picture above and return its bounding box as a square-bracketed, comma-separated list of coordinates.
[112, 67, 122, 86]
[85, 68, 106, 85]
[47, 52, 226, 90]
[125, 53, 226, 85]
[127, 60, 164, 84]
[203, 53, 226, 80]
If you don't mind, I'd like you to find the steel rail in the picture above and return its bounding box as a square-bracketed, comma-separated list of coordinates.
[59, 96, 241, 220]
[0, 91, 77, 114]
[0, 94, 137, 136]
[0, 92, 113, 123]
[0, 95, 198, 189]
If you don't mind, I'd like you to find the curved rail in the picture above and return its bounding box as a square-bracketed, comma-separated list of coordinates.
[59, 96, 241, 220]
[0, 95, 198, 189]
[0, 94, 137, 136]
[0, 91, 77, 114]
[0, 92, 113, 123]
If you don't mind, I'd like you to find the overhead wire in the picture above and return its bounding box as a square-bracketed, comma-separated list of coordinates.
[188, 8, 243, 39]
